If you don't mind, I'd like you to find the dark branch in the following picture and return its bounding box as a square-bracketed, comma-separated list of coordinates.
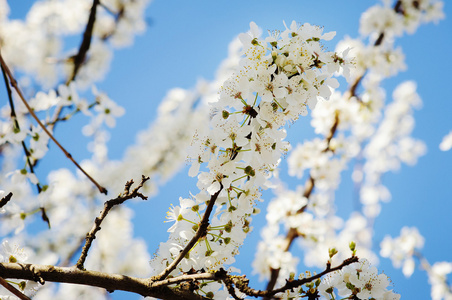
[0, 192, 13, 209]
[76, 176, 149, 270]
[0, 263, 209, 300]
[68, 0, 100, 83]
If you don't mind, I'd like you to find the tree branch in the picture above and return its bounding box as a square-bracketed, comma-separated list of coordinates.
[0, 255, 358, 300]
[0, 263, 210, 300]
[68, 0, 100, 83]
[0, 50, 108, 195]
[76, 176, 149, 270]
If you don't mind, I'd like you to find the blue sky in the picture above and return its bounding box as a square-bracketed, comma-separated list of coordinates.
[6, 1, 452, 299]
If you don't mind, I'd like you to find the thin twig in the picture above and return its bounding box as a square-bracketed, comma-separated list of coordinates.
[237, 256, 359, 298]
[154, 184, 224, 281]
[151, 272, 218, 288]
[0, 51, 108, 195]
[76, 176, 149, 270]
[45, 101, 97, 127]
[0, 277, 31, 300]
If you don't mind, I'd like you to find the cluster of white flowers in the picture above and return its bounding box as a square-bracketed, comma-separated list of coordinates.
[0, 0, 448, 299]
[150, 21, 351, 293]
[360, 81, 426, 218]
[380, 227, 452, 300]
[0, 5, 241, 298]
[360, 0, 444, 39]
[318, 259, 400, 300]
[380, 226, 425, 277]
[0, 0, 156, 298]
[0, 0, 150, 87]
[252, 1, 444, 298]
[428, 262, 452, 300]
[440, 131, 452, 151]
[338, 0, 444, 82]
[0, 240, 39, 297]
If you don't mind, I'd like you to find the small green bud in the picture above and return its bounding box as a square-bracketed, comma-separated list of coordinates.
[251, 38, 259, 46]
[315, 278, 321, 287]
[9, 255, 17, 263]
[20, 212, 27, 220]
[20, 169, 27, 175]
[224, 237, 231, 244]
[222, 110, 230, 119]
[244, 165, 255, 177]
[104, 108, 111, 114]
[206, 292, 214, 298]
[19, 281, 26, 291]
[349, 241, 356, 252]
[191, 205, 199, 212]
[329, 247, 338, 258]
[205, 249, 214, 257]
[225, 221, 233, 233]
[271, 102, 278, 111]
[192, 224, 199, 232]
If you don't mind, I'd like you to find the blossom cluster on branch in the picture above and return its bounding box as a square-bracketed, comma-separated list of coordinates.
[0, 0, 450, 299]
